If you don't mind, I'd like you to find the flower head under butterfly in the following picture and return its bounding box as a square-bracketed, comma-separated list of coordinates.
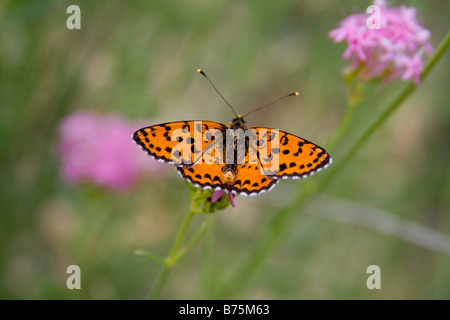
[210, 188, 236, 208]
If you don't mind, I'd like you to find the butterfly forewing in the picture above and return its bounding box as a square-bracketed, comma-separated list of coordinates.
[133, 120, 228, 165]
[252, 127, 331, 179]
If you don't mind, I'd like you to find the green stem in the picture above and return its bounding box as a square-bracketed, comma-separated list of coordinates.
[326, 99, 358, 151]
[218, 31, 450, 298]
[134, 249, 165, 265]
[146, 207, 196, 299]
[148, 188, 214, 300]
[147, 266, 172, 300]
[174, 218, 209, 263]
[326, 79, 365, 151]
[201, 215, 215, 298]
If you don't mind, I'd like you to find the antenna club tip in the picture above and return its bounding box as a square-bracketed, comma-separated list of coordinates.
[197, 69, 207, 77]
[294, 91, 300, 96]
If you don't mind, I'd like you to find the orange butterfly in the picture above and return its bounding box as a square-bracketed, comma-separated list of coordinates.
[133, 70, 331, 207]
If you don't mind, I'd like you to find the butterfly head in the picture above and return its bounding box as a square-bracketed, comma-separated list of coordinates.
[229, 114, 247, 130]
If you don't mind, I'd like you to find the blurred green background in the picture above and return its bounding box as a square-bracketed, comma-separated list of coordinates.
[1, 0, 449, 299]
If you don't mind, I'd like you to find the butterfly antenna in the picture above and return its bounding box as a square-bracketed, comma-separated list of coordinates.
[242, 91, 299, 118]
[197, 69, 238, 117]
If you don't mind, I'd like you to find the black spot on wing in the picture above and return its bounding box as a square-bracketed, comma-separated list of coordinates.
[191, 144, 201, 154]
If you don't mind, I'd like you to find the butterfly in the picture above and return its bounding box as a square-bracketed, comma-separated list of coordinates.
[132, 70, 331, 206]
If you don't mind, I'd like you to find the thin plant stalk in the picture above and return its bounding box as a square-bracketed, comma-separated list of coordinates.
[146, 207, 195, 299]
[147, 189, 209, 299]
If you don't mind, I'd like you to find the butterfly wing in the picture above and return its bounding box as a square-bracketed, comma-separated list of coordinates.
[251, 127, 332, 179]
[229, 164, 279, 196]
[177, 163, 225, 191]
[177, 162, 278, 196]
[133, 120, 228, 165]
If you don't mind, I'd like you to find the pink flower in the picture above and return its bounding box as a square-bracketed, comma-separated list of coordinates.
[211, 189, 236, 208]
[399, 51, 423, 85]
[329, 0, 432, 85]
[58, 110, 165, 191]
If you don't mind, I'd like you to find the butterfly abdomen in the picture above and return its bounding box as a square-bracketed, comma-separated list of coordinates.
[222, 164, 237, 185]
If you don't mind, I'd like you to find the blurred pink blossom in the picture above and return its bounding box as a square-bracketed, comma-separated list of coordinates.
[329, 0, 432, 85]
[58, 110, 166, 191]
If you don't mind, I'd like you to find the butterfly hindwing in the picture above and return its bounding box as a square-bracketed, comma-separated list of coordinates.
[177, 139, 279, 196]
[177, 163, 225, 191]
[133, 120, 228, 165]
[177, 163, 278, 196]
[230, 164, 279, 196]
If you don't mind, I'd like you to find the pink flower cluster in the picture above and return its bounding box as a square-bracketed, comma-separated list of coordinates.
[329, 0, 432, 85]
[58, 110, 165, 191]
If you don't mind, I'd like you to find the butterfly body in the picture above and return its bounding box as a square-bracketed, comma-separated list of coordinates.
[133, 115, 331, 197]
